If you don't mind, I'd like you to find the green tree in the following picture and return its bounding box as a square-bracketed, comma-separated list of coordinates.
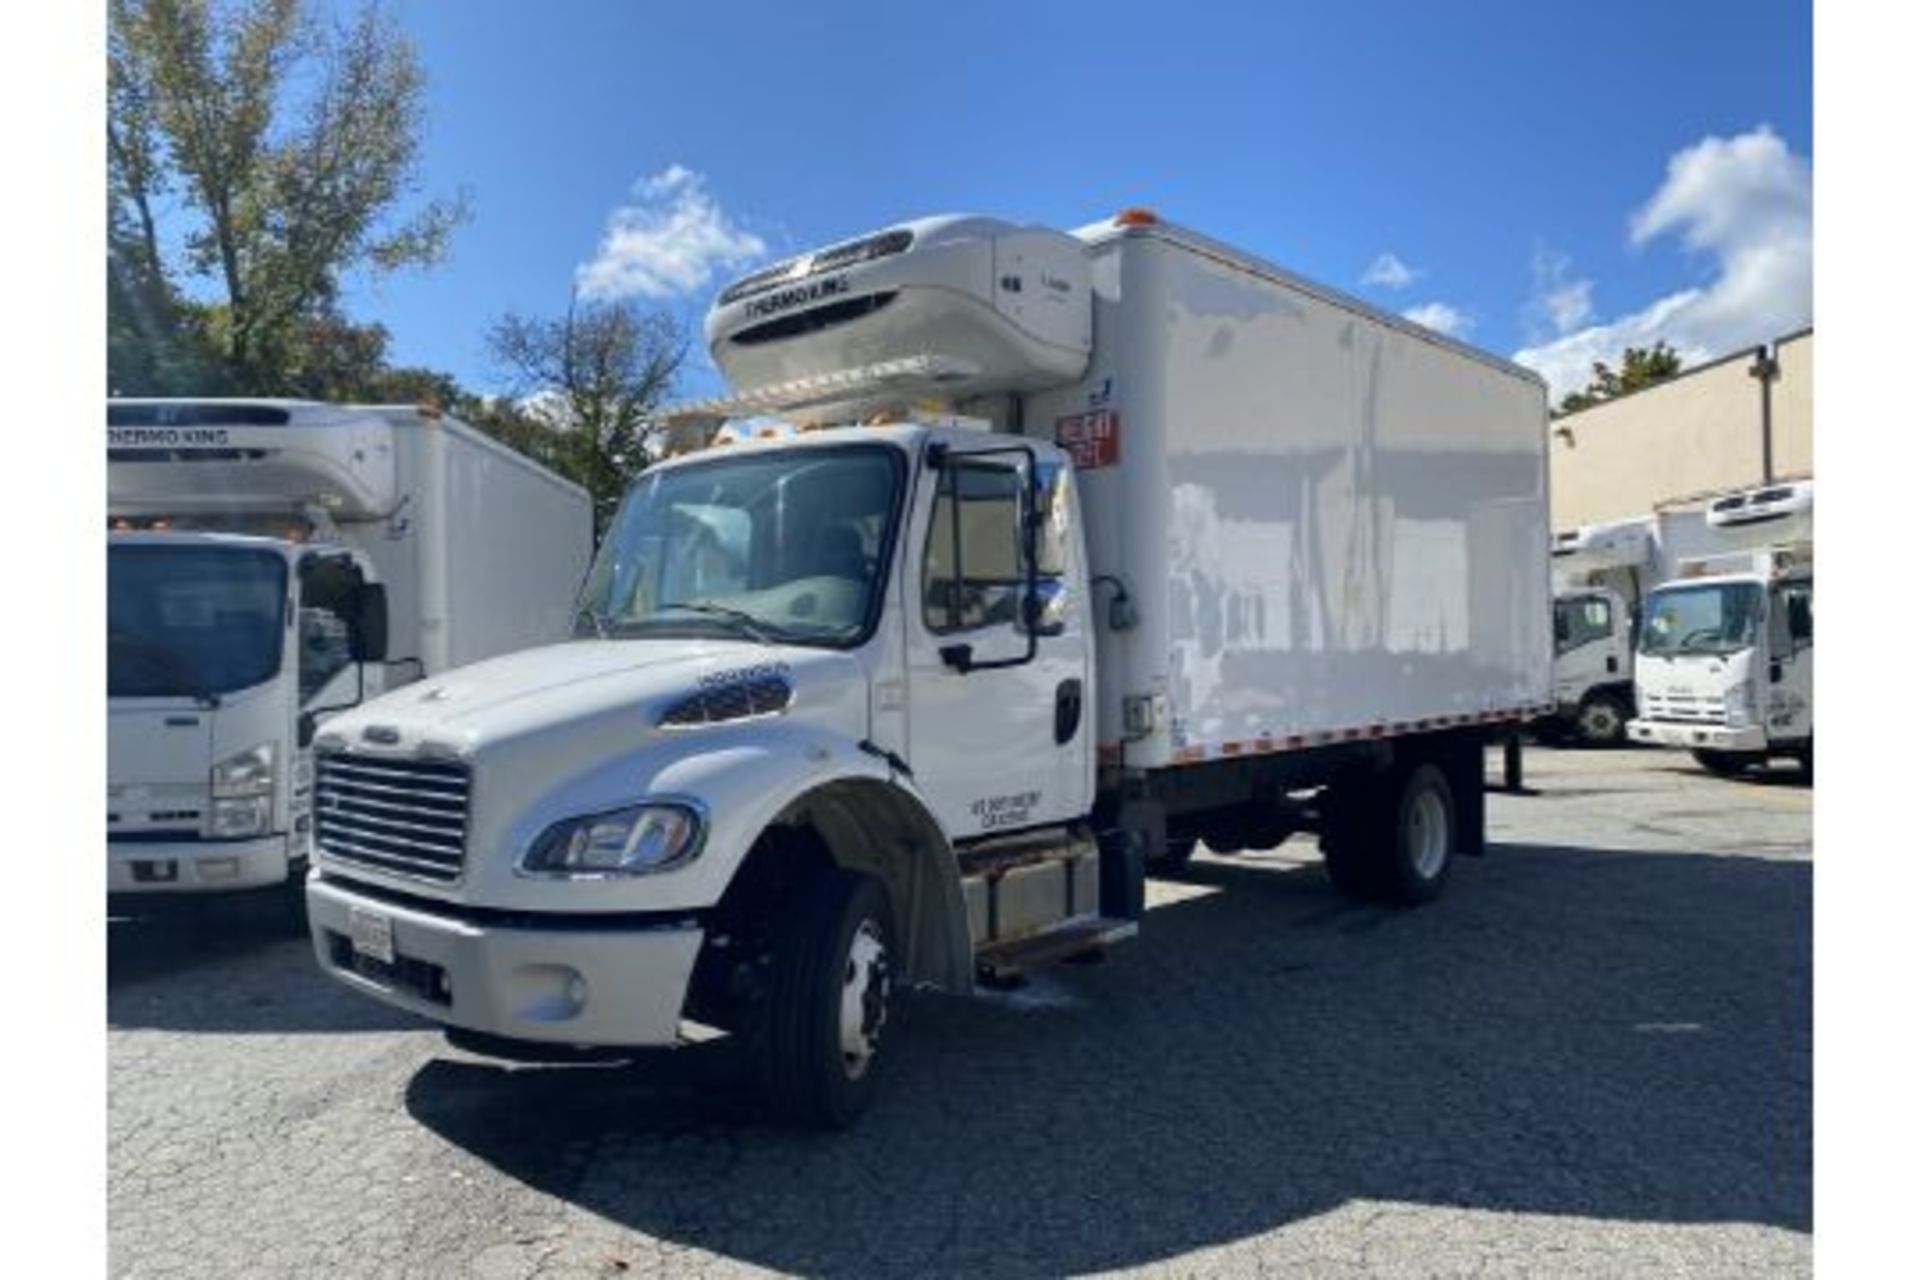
[1555, 341, 1685, 416]
[107, 0, 466, 394]
[485, 295, 688, 532]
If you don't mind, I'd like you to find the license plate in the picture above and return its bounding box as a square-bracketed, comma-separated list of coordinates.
[348, 907, 395, 966]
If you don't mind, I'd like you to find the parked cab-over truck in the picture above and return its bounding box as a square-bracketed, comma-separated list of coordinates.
[1627, 481, 1813, 776]
[107, 400, 591, 903]
[306, 212, 1552, 1125]
[1548, 517, 1658, 746]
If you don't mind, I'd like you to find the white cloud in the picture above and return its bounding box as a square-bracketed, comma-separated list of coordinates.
[1514, 126, 1812, 401]
[1402, 301, 1473, 337]
[1526, 246, 1595, 337]
[1362, 252, 1422, 289]
[575, 165, 767, 302]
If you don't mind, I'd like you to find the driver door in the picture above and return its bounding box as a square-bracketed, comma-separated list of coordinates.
[903, 446, 1090, 839]
[1766, 581, 1813, 739]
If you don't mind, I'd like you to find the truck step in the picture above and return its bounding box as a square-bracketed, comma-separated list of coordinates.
[975, 916, 1138, 982]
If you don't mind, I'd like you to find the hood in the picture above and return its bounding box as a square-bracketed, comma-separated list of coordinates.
[315, 638, 870, 760]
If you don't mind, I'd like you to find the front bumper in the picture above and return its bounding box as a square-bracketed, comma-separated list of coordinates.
[1626, 719, 1769, 753]
[306, 874, 704, 1048]
[107, 833, 294, 894]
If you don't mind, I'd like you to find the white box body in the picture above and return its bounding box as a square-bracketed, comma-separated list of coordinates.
[1018, 223, 1553, 769]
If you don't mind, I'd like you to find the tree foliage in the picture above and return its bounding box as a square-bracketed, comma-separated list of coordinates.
[485, 296, 688, 531]
[1554, 341, 1685, 416]
[107, 0, 466, 395]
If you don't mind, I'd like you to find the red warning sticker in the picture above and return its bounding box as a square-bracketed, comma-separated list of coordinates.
[1055, 409, 1120, 469]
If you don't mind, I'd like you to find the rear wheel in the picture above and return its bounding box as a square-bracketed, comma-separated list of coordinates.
[1381, 764, 1457, 904]
[1573, 693, 1630, 747]
[755, 868, 895, 1129]
[1321, 761, 1458, 904]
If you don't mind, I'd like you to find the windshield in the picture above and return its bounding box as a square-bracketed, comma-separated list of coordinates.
[575, 444, 903, 646]
[109, 545, 288, 698]
[1639, 581, 1763, 658]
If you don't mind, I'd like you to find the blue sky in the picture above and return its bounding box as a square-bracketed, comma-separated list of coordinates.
[337, 0, 1812, 402]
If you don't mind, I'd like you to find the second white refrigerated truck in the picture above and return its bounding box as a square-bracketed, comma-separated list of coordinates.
[108, 400, 592, 901]
[1626, 481, 1813, 774]
[304, 211, 1553, 1125]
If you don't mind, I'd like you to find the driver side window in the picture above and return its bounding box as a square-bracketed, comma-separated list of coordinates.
[923, 461, 1025, 634]
[298, 556, 362, 702]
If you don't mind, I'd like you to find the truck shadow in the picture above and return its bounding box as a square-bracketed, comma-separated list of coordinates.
[402, 841, 1810, 1274]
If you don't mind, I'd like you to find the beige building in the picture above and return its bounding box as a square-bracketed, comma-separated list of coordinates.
[1548, 327, 1812, 530]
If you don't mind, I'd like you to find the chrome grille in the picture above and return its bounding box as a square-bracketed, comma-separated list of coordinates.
[1644, 692, 1727, 725]
[314, 753, 469, 882]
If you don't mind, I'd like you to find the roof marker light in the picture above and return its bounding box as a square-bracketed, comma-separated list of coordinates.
[1114, 207, 1161, 227]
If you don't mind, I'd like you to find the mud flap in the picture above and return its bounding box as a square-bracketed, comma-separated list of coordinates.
[1450, 734, 1488, 856]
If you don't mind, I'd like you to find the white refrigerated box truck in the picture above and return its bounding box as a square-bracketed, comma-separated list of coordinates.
[1545, 481, 1809, 747]
[1626, 481, 1813, 774]
[108, 399, 592, 900]
[305, 211, 1552, 1125]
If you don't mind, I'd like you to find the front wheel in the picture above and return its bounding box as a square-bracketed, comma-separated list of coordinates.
[1574, 693, 1630, 747]
[756, 868, 895, 1129]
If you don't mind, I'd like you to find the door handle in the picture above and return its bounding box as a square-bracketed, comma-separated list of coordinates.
[1605, 655, 1619, 675]
[1055, 678, 1083, 745]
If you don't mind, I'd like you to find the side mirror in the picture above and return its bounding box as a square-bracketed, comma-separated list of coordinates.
[350, 583, 389, 662]
[1552, 612, 1570, 645]
[1032, 461, 1073, 577]
[298, 710, 319, 748]
[1021, 578, 1071, 637]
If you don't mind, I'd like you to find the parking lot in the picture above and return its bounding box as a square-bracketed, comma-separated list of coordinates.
[108, 746, 1811, 1279]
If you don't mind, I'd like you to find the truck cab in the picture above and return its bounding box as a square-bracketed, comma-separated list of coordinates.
[1627, 545, 1813, 774]
[1545, 517, 1658, 746]
[1551, 586, 1633, 742]
[108, 530, 388, 896]
[106, 398, 590, 903]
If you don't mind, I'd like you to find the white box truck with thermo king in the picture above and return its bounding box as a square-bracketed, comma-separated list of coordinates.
[108, 400, 592, 900]
[1626, 481, 1812, 774]
[304, 211, 1552, 1125]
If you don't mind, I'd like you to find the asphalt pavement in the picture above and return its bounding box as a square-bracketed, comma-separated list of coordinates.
[108, 746, 1812, 1278]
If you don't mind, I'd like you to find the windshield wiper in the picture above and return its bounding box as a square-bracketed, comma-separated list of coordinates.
[109, 627, 222, 706]
[656, 601, 782, 644]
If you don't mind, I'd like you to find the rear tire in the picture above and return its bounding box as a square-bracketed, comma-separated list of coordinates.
[1321, 760, 1458, 905]
[755, 868, 895, 1130]
[1573, 693, 1630, 748]
[1379, 763, 1457, 904]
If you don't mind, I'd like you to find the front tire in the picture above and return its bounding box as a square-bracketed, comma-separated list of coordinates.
[756, 869, 895, 1129]
[1573, 693, 1630, 747]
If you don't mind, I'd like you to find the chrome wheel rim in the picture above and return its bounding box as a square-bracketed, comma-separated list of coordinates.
[838, 919, 889, 1080]
[1407, 788, 1450, 881]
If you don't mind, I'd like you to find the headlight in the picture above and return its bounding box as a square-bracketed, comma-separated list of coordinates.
[212, 743, 276, 797]
[1723, 680, 1756, 728]
[519, 802, 705, 877]
[209, 795, 273, 838]
[207, 744, 276, 838]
